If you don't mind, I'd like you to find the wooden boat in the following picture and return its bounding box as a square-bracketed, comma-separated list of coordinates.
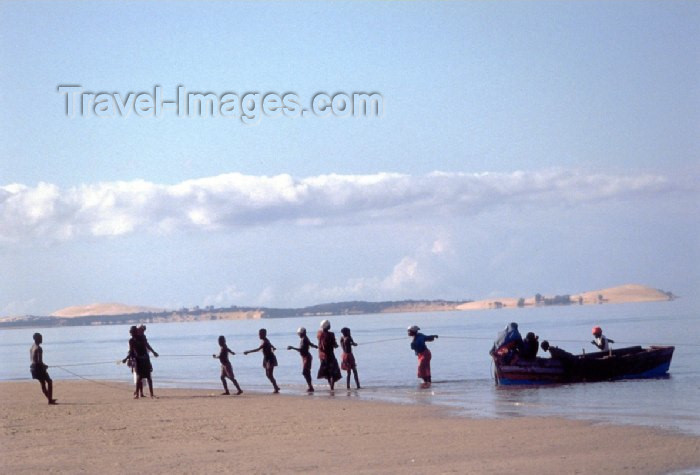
[492, 345, 675, 386]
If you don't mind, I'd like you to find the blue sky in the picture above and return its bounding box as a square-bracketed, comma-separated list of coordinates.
[1, 1, 698, 315]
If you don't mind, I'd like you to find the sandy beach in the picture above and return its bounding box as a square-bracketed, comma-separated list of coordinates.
[1, 381, 699, 474]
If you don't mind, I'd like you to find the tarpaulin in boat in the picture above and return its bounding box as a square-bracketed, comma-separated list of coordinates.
[490, 322, 523, 355]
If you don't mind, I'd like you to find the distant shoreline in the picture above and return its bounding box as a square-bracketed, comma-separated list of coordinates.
[0, 283, 675, 329]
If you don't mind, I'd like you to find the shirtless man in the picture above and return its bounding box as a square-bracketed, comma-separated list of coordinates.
[244, 329, 281, 393]
[30, 333, 57, 405]
[213, 335, 243, 395]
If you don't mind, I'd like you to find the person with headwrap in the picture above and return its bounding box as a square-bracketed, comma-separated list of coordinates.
[316, 320, 342, 391]
[489, 322, 523, 363]
[407, 325, 438, 387]
[591, 326, 615, 351]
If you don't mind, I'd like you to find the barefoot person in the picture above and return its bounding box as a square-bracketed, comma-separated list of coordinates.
[30, 333, 56, 405]
[213, 335, 242, 395]
[316, 320, 342, 391]
[122, 326, 143, 398]
[407, 325, 438, 387]
[126, 325, 159, 399]
[244, 329, 280, 393]
[287, 327, 318, 393]
[340, 327, 361, 389]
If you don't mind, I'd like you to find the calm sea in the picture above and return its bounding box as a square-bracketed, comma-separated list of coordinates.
[1, 299, 698, 435]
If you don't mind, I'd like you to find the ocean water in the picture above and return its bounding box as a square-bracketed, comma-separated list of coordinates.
[1, 299, 698, 436]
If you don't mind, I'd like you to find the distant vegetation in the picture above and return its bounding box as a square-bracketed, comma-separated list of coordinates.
[0, 299, 472, 329]
[1, 284, 675, 328]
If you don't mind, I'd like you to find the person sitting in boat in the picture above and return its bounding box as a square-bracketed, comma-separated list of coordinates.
[591, 326, 615, 351]
[540, 340, 574, 361]
[520, 332, 539, 360]
[489, 322, 524, 363]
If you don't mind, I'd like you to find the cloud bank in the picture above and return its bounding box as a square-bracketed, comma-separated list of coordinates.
[0, 170, 673, 242]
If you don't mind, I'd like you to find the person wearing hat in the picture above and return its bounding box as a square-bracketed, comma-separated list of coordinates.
[591, 326, 614, 352]
[407, 325, 438, 387]
[316, 320, 342, 391]
[287, 327, 318, 393]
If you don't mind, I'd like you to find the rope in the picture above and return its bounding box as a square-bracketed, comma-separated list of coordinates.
[52, 360, 121, 368]
[359, 337, 406, 345]
[42, 335, 698, 383]
[53, 366, 133, 392]
[51, 354, 211, 368]
[438, 335, 491, 340]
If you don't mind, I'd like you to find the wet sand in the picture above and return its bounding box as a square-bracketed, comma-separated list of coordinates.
[1, 381, 699, 474]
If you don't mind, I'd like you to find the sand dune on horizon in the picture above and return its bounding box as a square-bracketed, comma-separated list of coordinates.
[457, 284, 672, 311]
[571, 283, 672, 304]
[50, 302, 165, 318]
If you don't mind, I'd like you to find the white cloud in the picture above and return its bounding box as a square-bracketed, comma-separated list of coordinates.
[381, 256, 422, 291]
[265, 248, 447, 305]
[0, 170, 675, 242]
[203, 284, 246, 307]
[1, 298, 38, 317]
[430, 236, 451, 255]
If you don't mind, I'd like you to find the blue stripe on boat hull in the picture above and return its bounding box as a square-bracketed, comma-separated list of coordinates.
[496, 377, 557, 386]
[621, 362, 671, 379]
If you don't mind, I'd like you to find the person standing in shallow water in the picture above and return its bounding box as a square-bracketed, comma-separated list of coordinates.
[244, 329, 280, 393]
[340, 327, 361, 389]
[287, 327, 318, 393]
[213, 335, 242, 396]
[316, 320, 342, 391]
[30, 333, 56, 405]
[407, 325, 438, 388]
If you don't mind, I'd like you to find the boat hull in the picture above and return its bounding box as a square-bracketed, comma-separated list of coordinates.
[493, 345, 675, 386]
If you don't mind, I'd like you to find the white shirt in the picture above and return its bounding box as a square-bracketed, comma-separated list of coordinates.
[594, 335, 611, 351]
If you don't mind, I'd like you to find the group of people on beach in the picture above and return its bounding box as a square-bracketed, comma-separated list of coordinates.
[224, 321, 364, 395]
[28, 319, 439, 404]
[29, 319, 613, 404]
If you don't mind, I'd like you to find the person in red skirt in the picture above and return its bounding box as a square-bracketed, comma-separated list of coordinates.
[340, 327, 361, 389]
[407, 325, 438, 388]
